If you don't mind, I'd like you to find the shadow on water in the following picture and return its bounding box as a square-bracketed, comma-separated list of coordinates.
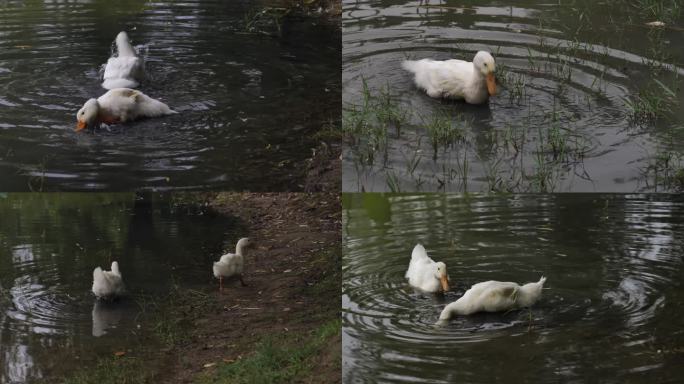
[342, 0, 684, 192]
[342, 193, 684, 383]
[0, 193, 244, 383]
[0, 0, 341, 191]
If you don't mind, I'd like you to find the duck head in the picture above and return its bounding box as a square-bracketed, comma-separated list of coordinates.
[116, 31, 130, 47]
[76, 98, 99, 131]
[473, 51, 497, 96]
[110, 261, 121, 276]
[434, 262, 450, 292]
[235, 237, 253, 254]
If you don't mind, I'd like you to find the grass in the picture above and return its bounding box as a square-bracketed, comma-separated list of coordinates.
[146, 286, 219, 349]
[26, 156, 49, 192]
[624, 78, 678, 123]
[633, 0, 681, 23]
[197, 319, 341, 384]
[242, 0, 340, 36]
[422, 112, 469, 157]
[644, 150, 684, 191]
[63, 356, 155, 384]
[506, 72, 527, 106]
[343, 79, 409, 166]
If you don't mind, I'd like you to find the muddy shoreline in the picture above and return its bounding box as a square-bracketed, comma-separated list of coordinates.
[162, 192, 341, 383]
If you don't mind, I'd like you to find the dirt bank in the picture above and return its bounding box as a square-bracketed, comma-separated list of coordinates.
[163, 192, 341, 383]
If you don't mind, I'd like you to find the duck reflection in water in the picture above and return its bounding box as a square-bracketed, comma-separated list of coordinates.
[91, 300, 124, 337]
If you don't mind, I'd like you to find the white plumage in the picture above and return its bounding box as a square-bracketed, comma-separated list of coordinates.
[405, 244, 450, 293]
[102, 31, 144, 90]
[213, 237, 251, 290]
[402, 51, 497, 104]
[439, 276, 546, 321]
[92, 261, 125, 300]
[75, 88, 177, 131]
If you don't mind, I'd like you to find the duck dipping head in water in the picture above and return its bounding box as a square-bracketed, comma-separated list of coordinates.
[76, 99, 100, 131]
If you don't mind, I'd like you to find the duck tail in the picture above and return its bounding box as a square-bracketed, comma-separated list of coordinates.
[110, 261, 121, 276]
[93, 267, 104, 281]
[411, 244, 427, 261]
[402, 60, 420, 73]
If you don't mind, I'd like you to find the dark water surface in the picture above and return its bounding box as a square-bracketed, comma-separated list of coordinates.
[0, 0, 340, 191]
[0, 193, 242, 383]
[343, 193, 684, 383]
[342, 0, 684, 192]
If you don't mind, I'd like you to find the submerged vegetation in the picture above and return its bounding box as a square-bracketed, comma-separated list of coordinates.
[242, 0, 340, 35]
[343, 79, 408, 166]
[343, 78, 595, 192]
[624, 78, 678, 123]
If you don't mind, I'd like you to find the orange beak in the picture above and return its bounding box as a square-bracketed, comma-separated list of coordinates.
[440, 275, 450, 292]
[486, 72, 496, 96]
[76, 120, 87, 131]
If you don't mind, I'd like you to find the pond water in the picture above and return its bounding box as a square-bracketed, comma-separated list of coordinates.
[342, 193, 684, 383]
[0, 193, 242, 383]
[342, 0, 684, 192]
[0, 0, 340, 191]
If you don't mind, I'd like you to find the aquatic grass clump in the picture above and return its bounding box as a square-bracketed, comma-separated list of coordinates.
[634, 0, 681, 23]
[644, 150, 684, 191]
[385, 171, 402, 192]
[422, 112, 470, 158]
[624, 79, 678, 123]
[343, 105, 387, 165]
[343, 79, 409, 166]
[507, 72, 527, 105]
[375, 84, 411, 136]
[495, 63, 528, 105]
[243, 7, 289, 36]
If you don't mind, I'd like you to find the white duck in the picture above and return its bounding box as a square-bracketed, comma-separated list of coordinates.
[402, 51, 497, 104]
[439, 276, 546, 321]
[92, 261, 125, 300]
[102, 31, 144, 90]
[213, 237, 251, 291]
[405, 244, 450, 293]
[76, 88, 177, 131]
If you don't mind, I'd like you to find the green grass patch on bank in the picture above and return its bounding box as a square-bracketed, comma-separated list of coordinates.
[197, 319, 341, 384]
[62, 356, 155, 384]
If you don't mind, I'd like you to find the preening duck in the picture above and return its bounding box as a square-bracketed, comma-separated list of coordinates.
[213, 238, 252, 291]
[75, 88, 177, 131]
[102, 31, 144, 90]
[92, 261, 125, 300]
[405, 244, 450, 293]
[439, 276, 546, 321]
[402, 51, 497, 104]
